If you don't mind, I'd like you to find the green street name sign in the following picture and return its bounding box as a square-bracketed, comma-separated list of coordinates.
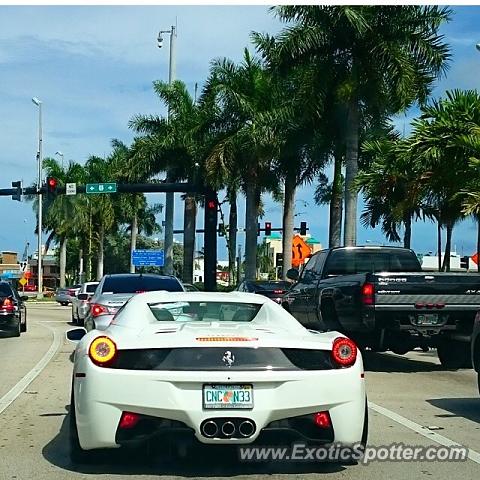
[86, 183, 117, 194]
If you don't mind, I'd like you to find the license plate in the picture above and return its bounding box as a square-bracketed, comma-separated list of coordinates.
[417, 314, 439, 325]
[203, 384, 253, 409]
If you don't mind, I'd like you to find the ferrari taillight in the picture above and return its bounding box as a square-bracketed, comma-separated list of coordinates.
[119, 411, 140, 429]
[313, 411, 332, 428]
[88, 336, 117, 367]
[331, 337, 357, 367]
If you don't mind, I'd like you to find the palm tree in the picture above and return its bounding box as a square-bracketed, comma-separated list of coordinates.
[37, 158, 88, 287]
[130, 80, 207, 284]
[356, 134, 427, 249]
[203, 50, 283, 280]
[409, 90, 480, 270]
[259, 5, 451, 246]
[83, 155, 117, 280]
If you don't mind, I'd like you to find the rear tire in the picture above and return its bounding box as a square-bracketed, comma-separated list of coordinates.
[12, 320, 21, 337]
[437, 340, 470, 370]
[20, 316, 27, 333]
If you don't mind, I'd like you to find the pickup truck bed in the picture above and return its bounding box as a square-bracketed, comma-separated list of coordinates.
[283, 246, 480, 369]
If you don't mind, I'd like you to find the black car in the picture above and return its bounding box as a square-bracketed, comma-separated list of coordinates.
[235, 280, 291, 304]
[0, 281, 28, 337]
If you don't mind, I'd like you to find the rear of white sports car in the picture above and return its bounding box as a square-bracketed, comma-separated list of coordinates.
[70, 293, 367, 458]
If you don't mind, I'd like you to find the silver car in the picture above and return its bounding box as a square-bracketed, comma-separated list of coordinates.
[83, 273, 184, 331]
[55, 284, 81, 306]
[71, 281, 99, 325]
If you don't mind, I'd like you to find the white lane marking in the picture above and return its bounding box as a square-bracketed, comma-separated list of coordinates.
[369, 401, 480, 464]
[0, 323, 62, 415]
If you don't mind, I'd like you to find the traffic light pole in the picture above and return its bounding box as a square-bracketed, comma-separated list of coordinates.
[36, 103, 43, 299]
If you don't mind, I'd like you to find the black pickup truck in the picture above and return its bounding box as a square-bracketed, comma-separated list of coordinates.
[283, 246, 480, 369]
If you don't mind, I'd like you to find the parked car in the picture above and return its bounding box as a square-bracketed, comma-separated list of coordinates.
[284, 246, 480, 369]
[183, 283, 200, 292]
[55, 284, 82, 306]
[71, 282, 99, 325]
[236, 280, 292, 303]
[471, 312, 480, 395]
[83, 273, 184, 331]
[66, 291, 367, 463]
[0, 280, 28, 337]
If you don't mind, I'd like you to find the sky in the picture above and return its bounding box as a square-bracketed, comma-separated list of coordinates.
[1, 5, 480, 261]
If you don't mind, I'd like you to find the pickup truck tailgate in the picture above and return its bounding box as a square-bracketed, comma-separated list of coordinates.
[373, 272, 480, 307]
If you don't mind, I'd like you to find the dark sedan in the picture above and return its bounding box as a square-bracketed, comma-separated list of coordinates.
[235, 280, 292, 303]
[0, 281, 28, 337]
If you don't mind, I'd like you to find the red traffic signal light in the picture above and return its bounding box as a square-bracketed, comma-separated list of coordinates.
[206, 199, 217, 210]
[46, 177, 58, 197]
[265, 222, 272, 236]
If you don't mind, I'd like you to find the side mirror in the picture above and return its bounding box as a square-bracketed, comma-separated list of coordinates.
[20, 295, 29, 301]
[286, 268, 299, 281]
[77, 293, 89, 301]
[66, 328, 86, 343]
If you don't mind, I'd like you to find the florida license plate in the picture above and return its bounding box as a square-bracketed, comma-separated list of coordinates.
[417, 314, 439, 325]
[203, 384, 253, 409]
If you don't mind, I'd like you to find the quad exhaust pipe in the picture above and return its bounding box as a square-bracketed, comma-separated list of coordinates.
[201, 419, 256, 438]
[201, 420, 218, 438]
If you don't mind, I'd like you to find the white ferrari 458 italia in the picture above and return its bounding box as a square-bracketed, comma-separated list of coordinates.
[67, 291, 367, 462]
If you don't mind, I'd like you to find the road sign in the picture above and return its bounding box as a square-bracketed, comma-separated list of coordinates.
[24, 271, 32, 279]
[472, 253, 478, 265]
[19, 277, 27, 286]
[131, 249, 165, 267]
[291, 235, 311, 268]
[66, 183, 77, 195]
[86, 183, 117, 194]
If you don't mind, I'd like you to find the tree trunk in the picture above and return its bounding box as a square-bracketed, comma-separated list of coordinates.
[329, 151, 343, 248]
[343, 99, 359, 247]
[59, 236, 67, 288]
[437, 221, 442, 271]
[477, 216, 480, 273]
[244, 180, 258, 280]
[403, 214, 412, 249]
[442, 221, 453, 272]
[129, 212, 138, 274]
[228, 188, 237, 285]
[182, 195, 197, 284]
[282, 168, 296, 278]
[78, 246, 85, 283]
[96, 224, 104, 281]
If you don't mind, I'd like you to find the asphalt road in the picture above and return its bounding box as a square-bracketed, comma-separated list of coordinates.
[1, 303, 479, 480]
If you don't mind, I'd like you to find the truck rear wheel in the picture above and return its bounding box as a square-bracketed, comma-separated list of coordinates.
[437, 340, 470, 370]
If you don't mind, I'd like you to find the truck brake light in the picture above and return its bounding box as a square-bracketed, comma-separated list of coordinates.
[361, 282, 375, 305]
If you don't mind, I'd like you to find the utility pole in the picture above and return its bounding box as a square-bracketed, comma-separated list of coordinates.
[32, 97, 43, 299]
[158, 24, 177, 275]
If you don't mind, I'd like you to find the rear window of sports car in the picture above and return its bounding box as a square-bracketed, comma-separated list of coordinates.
[148, 301, 262, 322]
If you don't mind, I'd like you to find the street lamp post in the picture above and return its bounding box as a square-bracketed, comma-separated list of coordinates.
[55, 151, 64, 169]
[157, 24, 177, 275]
[32, 97, 43, 299]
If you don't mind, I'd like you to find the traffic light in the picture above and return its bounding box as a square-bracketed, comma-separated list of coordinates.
[460, 255, 469, 269]
[46, 177, 58, 199]
[265, 221, 272, 236]
[218, 223, 225, 237]
[257, 222, 261, 236]
[300, 221, 307, 236]
[11, 180, 22, 201]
